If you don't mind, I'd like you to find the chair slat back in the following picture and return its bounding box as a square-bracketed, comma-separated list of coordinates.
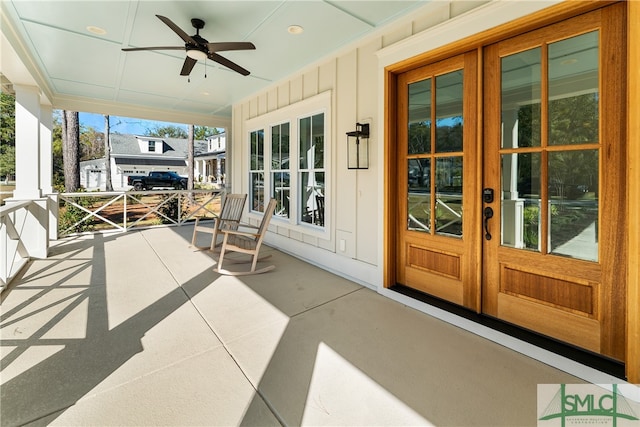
[255, 199, 277, 243]
[219, 193, 246, 224]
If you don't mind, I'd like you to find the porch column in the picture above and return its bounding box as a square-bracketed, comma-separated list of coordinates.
[13, 84, 42, 199]
[38, 104, 58, 240]
[39, 103, 53, 195]
[224, 126, 232, 192]
[9, 84, 50, 257]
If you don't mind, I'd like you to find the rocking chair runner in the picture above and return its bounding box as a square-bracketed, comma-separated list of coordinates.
[191, 193, 247, 251]
[215, 198, 277, 275]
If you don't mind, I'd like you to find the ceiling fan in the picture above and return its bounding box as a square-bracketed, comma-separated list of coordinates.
[122, 15, 255, 77]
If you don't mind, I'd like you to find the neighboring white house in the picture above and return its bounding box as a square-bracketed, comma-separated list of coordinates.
[79, 133, 226, 190]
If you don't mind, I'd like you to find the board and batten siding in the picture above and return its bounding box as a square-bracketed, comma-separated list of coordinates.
[231, 1, 490, 286]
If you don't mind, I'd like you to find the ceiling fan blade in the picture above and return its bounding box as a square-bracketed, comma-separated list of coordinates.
[180, 56, 198, 76]
[156, 15, 196, 44]
[206, 42, 256, 52]
[122, 46, 184, 52]
[208, 52, 250, 76]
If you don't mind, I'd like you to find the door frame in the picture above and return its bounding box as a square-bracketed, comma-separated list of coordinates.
[383, 0, 640, 383]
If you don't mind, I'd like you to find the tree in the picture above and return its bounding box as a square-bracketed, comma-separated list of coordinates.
[104, 115, 113, 191]
[62, 110, 80, 192]
[79, 126, 104, 161]
[0, 92, 15, 146]
[0, 92, 16, 182]
[194, 126, 220, 140]
[52, 113, 64, 188]
[0, 145, 15, 183]
[187, 124, 194, 190]
[145, 124, 187, 139]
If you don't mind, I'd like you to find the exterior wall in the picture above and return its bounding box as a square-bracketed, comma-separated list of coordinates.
[79, 158, 189, 190]
[232, 0, 640, 382]
[231, 0, 547, 286]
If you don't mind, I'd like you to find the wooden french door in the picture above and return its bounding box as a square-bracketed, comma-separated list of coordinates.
[482, 5, 626, 360]
[396, 52, 481, 311]
[395, 4, 626, 361]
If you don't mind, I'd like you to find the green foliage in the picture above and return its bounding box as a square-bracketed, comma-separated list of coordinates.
[145, 124, 220, 140]
[1, 92, 16, 180]
[523, 205, 540, 249]
[1, 92, 15, 146]
[145, 125, 188, 139]
[0, 144, 15, 180]
[194, 126, 220, 140]
[80, 125, 105, 161]
[157, 194, 188, 223]
[58, 190, 98, 234]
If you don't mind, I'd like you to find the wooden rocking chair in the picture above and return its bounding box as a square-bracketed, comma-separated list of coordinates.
[191, 193, 247, 251]
[215, 198, 277, 275]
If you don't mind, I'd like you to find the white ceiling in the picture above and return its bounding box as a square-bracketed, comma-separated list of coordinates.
[1, 0, 427, 126]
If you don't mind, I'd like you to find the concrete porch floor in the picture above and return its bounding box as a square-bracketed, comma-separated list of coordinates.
[1, 225, 588, 426]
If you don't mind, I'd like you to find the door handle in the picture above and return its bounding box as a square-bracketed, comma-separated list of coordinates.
[483, 206, 494, 240]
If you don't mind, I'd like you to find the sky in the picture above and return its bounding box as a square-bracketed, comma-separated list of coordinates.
[77, 112, 198, 136]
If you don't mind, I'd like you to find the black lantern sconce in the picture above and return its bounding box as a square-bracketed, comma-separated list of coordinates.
[346, 122, 370, 169]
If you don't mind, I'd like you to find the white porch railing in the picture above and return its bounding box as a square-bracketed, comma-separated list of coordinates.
[57, 189, 224, 237]
[1, 189, 225, 289]
[1, 200, 34, 289]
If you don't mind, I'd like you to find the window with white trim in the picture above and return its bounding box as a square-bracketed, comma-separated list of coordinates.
[246, 91, 331, 238]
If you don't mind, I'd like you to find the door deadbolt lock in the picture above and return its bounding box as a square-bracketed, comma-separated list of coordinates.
[483, 188, 494, 203]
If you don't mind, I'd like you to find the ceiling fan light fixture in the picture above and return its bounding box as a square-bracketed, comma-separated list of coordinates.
[186, 48, 207, 61]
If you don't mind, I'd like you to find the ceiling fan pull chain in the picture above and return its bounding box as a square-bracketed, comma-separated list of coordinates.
[205, 59, 207, 78]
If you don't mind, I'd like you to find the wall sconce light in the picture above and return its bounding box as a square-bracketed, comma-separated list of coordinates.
[346, 122, 370, 169]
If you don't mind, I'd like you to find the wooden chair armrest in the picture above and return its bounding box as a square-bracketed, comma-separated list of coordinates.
[221, 229, 260, 239]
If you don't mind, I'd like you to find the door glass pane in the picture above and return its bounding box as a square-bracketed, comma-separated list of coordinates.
[435, 157, 462, 237]
[436, 71, 463, 153]
[548, 150, 598, 261]
[548, 31, 599, 146]
[408, 78, 431, 154]
[407, 158, 430, 232]
[501, 152, 541, 251]
[501, 48, 541, 148]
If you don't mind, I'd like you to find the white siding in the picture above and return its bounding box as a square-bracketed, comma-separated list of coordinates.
[231, 0, 559, 288]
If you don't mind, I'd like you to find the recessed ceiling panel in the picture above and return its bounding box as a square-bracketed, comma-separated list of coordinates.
[23, 21, 121, 87]
[116, 89, 185, 111]
[327, 1, 426, 26]
[12, 1, 130, 42]
[51, 79, 116, 101]
[119, 50, 193, 94]
[240, 1, 372, 81]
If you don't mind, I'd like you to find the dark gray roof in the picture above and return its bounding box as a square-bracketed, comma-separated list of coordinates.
[114, 158, 186, 167]
[109, 134, 213, 157]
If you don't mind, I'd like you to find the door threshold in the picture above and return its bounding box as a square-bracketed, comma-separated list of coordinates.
[390, 284, 626, 380]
